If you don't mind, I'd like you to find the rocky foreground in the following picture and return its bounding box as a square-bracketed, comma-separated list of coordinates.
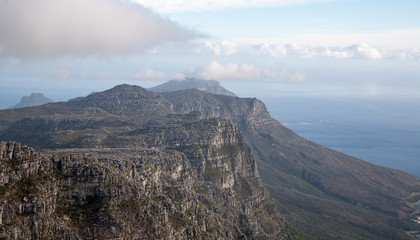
[0, 118, 290, 239]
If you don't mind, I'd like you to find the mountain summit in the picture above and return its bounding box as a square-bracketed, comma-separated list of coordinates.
[9, 93, 53, 109]
[149, 78, 237, 97]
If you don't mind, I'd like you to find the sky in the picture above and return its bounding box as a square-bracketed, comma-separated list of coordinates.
[0, 0, 419, 108]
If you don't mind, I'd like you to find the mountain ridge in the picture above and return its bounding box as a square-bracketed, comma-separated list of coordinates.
[0, 83, 419, 239]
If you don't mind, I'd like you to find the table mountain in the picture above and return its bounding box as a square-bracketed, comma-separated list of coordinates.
[0, 86, 295, 239]
[0, 84, 419, 239]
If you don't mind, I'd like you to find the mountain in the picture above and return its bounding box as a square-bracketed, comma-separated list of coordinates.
[0, 84, 419, 239]
[149, 78, 237, 97]
[0, 86, 295, 239]
[9, 93, 53, 109]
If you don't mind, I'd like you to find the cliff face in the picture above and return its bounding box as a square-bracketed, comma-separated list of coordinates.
[0, 117, 288, 239]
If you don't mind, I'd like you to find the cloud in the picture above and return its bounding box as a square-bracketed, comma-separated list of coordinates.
[194, 60, 277, 80]
[0, 0, 197, 59]
[132, 68, 167, 80]
[346, 44, 383, 60]
[197, 41, 388, 60]
[131, 0, 333, 13]
[397, 48, 420, 61]
[189, 60, 305, 81]
[173, 73, 187, 80]
[204, 41, 239, 56]
[252, 42, 385, 59]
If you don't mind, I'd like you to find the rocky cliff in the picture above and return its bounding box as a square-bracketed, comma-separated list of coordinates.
[0, 118, 290, 239]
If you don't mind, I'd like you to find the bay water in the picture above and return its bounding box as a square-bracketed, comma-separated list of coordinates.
[261, 96, 420, 177]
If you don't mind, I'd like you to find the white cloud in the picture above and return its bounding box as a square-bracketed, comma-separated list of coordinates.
[346, 44, 383, 60]
[255, 43, 288, 57]
[397, 48, 420, 61]
[255, 42, 385, 59]
[190, 60, 305, 81]
[131, 0, 333, 13]
[321, 49, 352, 59]
[0, 0, 197, 59]
[194, 60, 277, 80]
[132, 68, 167, 80]
[204, 41, 239, 56]
[199, 41, 389, 60]
[173, 73, 187, 80]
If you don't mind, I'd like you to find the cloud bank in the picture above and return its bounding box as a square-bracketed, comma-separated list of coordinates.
[132, 0, 333, 13]
[0, 0, 197, 59]
[199, 41, 420, 60]
[190, 60, 305, 81]
[201, 41, 387, 59]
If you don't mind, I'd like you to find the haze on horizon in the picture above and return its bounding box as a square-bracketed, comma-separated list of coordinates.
[0, 0, 419, 108]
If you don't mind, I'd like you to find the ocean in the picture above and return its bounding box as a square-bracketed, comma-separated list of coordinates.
[261, 96, 420, 177]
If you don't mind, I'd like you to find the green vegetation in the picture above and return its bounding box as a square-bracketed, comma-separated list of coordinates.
[203, 162, 228, 182]
[216, 143, 242, 156]
[168, 213, 190, 229]
[0, 170, 53, 202]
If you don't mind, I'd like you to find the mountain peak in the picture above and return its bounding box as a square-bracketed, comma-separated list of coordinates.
[9, 93, 53, 109]
[67, 84, 174, 116]
[149, 78, 237, 97]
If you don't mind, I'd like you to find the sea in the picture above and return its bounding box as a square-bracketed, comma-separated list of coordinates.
[261, 96, 420, 177]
